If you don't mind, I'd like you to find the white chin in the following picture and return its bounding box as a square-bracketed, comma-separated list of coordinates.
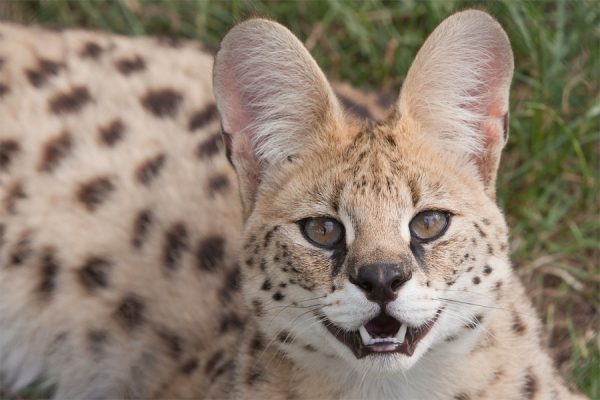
[330, 342, 424, 374]
[358, 351, 422, 374]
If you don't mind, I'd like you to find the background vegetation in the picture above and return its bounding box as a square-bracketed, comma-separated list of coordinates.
[2, 0, 598, 397]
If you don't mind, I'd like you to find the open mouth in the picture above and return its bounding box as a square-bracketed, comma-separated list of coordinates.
[321, 311, 441, 359]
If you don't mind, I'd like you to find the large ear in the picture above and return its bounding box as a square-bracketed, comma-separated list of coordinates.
[398, 10, 514, 198]
[213, 19, 342, 214]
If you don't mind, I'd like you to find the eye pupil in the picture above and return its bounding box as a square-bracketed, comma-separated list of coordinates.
[301, 217, 344, 248]
[409, 211, 449, 242]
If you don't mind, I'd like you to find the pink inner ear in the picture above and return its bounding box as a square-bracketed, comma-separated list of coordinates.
[472, 110, 507, 192]
[484, 99, 507, 143]
[221, 78, 253, 135]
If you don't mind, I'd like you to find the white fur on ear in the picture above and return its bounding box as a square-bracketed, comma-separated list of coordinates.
[213, 19, 341, 212]
[398, 10, 514, 192]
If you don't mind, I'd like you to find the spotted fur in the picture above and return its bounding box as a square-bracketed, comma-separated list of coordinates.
[0, 11, 585, 400]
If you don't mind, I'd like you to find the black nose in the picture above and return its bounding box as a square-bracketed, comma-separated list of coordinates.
[350, 263, 412, 304]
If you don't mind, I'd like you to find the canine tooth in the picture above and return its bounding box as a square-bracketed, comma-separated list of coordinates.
[359, 326, 372, 346]
[396, 323, 408, 343]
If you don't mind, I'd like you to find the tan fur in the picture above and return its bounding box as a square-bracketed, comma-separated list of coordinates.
[0, 11, 585, 400]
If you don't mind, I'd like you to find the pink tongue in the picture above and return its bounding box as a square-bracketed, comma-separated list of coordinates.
[364, 314, 401, 338]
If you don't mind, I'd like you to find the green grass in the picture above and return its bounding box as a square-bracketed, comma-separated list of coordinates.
[2, 0, 599, 397]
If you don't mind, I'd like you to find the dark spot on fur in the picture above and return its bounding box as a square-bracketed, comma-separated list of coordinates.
[87, 329, 109, 357]
[212, 358, 235, 380]
[487, 244, 494, 255]
[132, 209, 153, 248]
[385, 135, 396, 147]
[189, 103, 218, 131]
[38, 248, 60, 296]
[49, 86, 92, 114]
[465, 315, 482, 330]
[157, 330, 183, 360]
[0, 139, 20, 171]
[522, 368, 538, 399]
[4, 181, 26, 214]
[77, 176, 114, 211]
[467, 266, 474, 272]
[278, 331, 292, 344]
[208, 174, 229, 195]
[180, 358, 199, 375]
[98, 119, 125, 147]
[246, 366, 264, 385]
[80, 42, 103, 58]
[211, 359, 235, 381]
[25, 69, 46, 88]
[136, 153, 166, 185]
[272, 291, 284, 301]
[39, 131, 72, 172]
[115, 294, 145, 330]
[303, 344, 316, 352]
[252, 299, 264, 317]
[26, 58, 63, 87]
[197, 133, 222, 159]
[454, 394, 470, 400]
[78, 256, 112, 291]
[115, 55, 146, 75]
[483, 265, 492, 275]
[263, 226, 279, 249]
[472, 276, 481, 285]
[0, 82, 8, 97]
[218, 265, 241, 305]
[261, 279, 272, 291]
[196, 236, 225, 271]
[491, 368, 504, 383]
[163, 222, 189, 271]
[512, 312, 527, 335]
[10, 233, 32, 266]
[141, 88, 182, 118]
[445, 335, 458, 342]
[250, 334, 265, 356]
[219, 312, 245, 333]
[204, 349, 223, 374]
[473, 222, 487, 238]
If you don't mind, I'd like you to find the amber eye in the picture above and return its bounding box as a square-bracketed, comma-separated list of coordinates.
[301, 217, 345, 248]
[409, 211, 450, 242]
